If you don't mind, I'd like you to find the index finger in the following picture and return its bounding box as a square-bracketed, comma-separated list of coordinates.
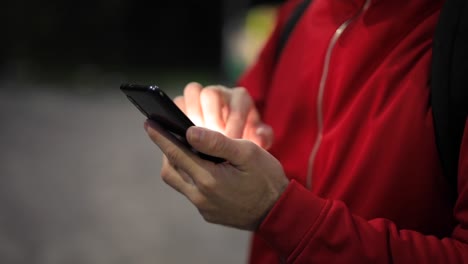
[144, 120, 214, 183]
[225, 88, 254, 138]
[173, 96, 186, 114]
[184, 82, 204, 126]
[200, 86, 227, 133]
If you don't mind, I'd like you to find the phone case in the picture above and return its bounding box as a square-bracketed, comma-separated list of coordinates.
[120, 84, 225, 163]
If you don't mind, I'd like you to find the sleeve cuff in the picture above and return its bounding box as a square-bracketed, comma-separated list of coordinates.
[256, 179, 331, 258]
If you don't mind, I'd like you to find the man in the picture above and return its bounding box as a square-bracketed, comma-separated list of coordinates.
[144, 0, 468, 262]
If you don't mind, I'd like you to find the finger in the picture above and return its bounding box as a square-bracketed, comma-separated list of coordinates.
[187, 126, 256, 166]
[200, 86, 227, 133]
[145, 120, 206, 176]
[242, 108, 274, 149]
[160, 156, 195, 196]
[173, 96, 186, 114]
[243, 123, 274, 150]
[224, 87, 253, 138]
[183, 82, 204, 126]
[163, 156, 194, 185]
[161, 157, 208, 216]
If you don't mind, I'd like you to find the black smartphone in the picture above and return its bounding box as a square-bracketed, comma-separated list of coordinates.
[120, 84, 225, 163]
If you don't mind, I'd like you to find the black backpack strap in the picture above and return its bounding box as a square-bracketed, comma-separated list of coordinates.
[431, 0, 468, 197]
[274, 0, 313, 62]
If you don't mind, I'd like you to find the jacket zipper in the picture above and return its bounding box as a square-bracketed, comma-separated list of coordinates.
[306, 0, 372, 189]
[278, 2, 372, 263]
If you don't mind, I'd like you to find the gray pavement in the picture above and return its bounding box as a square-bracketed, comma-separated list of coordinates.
[0, 84, 249, 264]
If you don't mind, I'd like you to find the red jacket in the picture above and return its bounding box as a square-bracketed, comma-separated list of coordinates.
[238, 0, 468, 263]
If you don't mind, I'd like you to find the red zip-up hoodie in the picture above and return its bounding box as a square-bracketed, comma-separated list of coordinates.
[238, 0, 468, 263]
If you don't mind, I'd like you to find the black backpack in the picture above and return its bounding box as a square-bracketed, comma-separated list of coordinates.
[275, 0, 468, 198]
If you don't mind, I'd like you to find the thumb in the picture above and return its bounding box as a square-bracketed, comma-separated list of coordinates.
[187, 126, 248, 166]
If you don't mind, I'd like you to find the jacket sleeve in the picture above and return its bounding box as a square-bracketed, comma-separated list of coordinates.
[257, 118, 468, 263]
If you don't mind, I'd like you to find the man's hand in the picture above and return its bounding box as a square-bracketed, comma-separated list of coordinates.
[173, 82, 274, 149]
[144, 120, 289, 230]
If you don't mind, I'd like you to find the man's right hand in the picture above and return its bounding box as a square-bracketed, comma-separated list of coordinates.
[173, 82, 274, 149]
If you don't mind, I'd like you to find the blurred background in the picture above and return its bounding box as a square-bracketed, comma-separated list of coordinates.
[0, 0, 282, 263]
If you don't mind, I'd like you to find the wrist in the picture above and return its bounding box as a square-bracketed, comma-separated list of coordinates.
[254, 179, 290, 230]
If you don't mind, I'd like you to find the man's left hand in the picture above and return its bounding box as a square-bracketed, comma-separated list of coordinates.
[144, 121, 289, 230]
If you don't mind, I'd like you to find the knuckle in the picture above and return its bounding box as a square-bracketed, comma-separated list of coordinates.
[209, 132, 227, 152]
[243, 141, 259, 159]
[204, 84, 223, 90]
[184, 82, 202, 95]
[190, 194, 219, 224]
[160, 165, 172, 184]
[190, 193, 208, 209]
[206, 85, 230, 97]
[234, 86, 247, 95]
[197, 177, 217, 194]
[200, 87, 218, 101]
[164, 147, 181, 164]
[160, 171, 170, 184]
[173, 95, 184, 104]
[201, 212, 216, 224]
[234, 87, 251, 101]
[229, 140, 243, 159]
[185, 81, 202, 89]
[202, 85, 217, 93]
[197, 207, 217, 224]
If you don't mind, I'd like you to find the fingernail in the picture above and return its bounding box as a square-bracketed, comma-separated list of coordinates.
[256, 126, 264, 136]
[256, 125, 273, 149]
[256, 125, 269, 137]
[190, 127, 205, 142]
